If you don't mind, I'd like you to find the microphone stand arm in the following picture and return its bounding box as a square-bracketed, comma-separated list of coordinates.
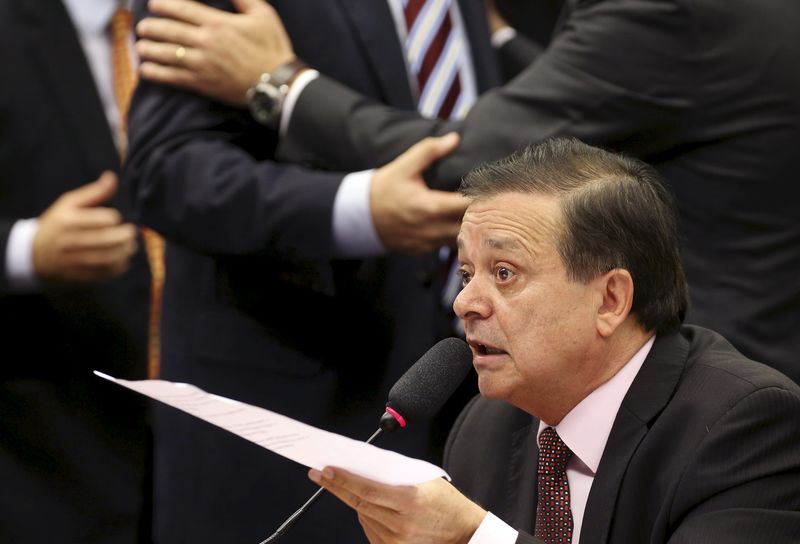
[258, 424, 390, 543]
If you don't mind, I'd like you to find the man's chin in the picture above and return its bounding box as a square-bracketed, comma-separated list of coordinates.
[476, 375, 511, 402]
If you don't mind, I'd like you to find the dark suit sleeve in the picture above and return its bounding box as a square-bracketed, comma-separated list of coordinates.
[496, 33, 544, 81]
[125, 2, 345, 261]
[666, 386, 800, 542]
[282, 0, 691, 190]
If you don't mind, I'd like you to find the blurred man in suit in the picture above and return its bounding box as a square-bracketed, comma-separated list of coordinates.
[125, 0, 500, 541]
[0, 1, 150, 542]
[137, 0, 800, 385]
[310, 139, 800, 544]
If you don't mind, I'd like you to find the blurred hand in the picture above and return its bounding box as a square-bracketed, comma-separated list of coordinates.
[136, 0, 294, 106]
[33, 172, 138, 284]
[309, 466, 486, 544]
[370, 133, 467, 255]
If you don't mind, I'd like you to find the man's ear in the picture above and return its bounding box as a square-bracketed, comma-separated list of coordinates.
[595, 268, 634, 338]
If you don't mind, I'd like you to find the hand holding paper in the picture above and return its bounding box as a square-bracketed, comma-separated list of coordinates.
[308, 466, 488, 544]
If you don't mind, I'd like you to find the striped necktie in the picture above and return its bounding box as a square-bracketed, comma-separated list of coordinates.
[403, 0, 470, 120]
[110, 7, 166, 379]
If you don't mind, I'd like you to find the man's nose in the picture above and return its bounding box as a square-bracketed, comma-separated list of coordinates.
[453, 276, 491, 321]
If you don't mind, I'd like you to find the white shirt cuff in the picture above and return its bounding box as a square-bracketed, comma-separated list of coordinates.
[468, 512, 519, 544]
[5, 218, 40, 291]
[332, 169, 385, 257]
[279, 68, 320, 136]
[491, 27, 517, 49]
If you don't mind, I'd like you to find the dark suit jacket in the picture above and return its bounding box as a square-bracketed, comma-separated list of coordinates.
[124, 1, 500, 542]
[0, 1, 150, 542]
[281, 0, 800, 385]
[444, 326, 800, 543]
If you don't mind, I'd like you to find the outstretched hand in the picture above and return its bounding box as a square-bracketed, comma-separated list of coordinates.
[308, 466, 486, 544]
[136, 0, 294, 105]
[370, 133, 468, 255]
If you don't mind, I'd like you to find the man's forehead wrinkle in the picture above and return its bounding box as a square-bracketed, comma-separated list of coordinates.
[463, 200, 561, 252]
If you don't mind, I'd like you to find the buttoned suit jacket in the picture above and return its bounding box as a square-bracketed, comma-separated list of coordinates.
[280, 0, 800, 385]
[0, 1, 150, 542]
[124, 1, 500, 542]
[444, 326, 800, 543]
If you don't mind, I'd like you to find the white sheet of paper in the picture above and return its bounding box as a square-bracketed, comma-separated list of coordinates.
[95, 371, 448, 486]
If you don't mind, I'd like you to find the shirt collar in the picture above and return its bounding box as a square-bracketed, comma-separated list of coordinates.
[62, 0, 126, 37]
[537, 335, 655, 474]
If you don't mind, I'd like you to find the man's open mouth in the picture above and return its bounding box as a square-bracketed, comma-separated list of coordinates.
[469, 339, 507, 356]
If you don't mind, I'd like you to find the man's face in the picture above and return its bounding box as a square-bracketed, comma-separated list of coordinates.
[454, 192, 602, 420]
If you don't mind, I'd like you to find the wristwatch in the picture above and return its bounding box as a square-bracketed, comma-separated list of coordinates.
[246, 59, 307, 129]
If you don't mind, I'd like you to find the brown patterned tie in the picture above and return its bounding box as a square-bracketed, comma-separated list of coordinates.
[110, 7, 165, 379]
[535, 427, 574, 544]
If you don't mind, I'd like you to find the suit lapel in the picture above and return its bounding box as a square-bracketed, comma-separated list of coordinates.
[19, 0, 119, 177]
[580, 331, 688, 543]
[335, 0, 416, 110]
[505, 418, 540, 533]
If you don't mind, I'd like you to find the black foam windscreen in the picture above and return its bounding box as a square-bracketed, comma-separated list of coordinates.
[386, 337, 473, 423]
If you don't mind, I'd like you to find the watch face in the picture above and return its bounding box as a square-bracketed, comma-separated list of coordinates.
[249, 82, 282, 126]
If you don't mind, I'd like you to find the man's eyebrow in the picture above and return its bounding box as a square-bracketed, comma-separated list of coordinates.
[484, 237, 523, 250]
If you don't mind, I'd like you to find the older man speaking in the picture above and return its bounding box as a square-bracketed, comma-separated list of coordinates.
[309, 139, 800, 544]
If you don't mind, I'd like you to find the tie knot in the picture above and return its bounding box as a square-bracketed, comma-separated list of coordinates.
[538, 427, 573, 475]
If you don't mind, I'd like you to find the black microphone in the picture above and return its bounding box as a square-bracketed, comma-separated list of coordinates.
[380, 336, 474, 432]
[258, 337, 473, 544]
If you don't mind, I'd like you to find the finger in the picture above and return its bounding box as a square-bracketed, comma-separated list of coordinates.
[65, 224, 137, 252]
[139, 62, 202, 91]
[136, 39, 202, 69]
[147, 0, 225, 26]
[428, 191, 469, 220]
[61, 172, 118, 208]
[312, 467, 416, 510]
[429, 218, 462, 240]
[136, 18, 203, 48]
[231, 0, 269, 14]
[313, 476, 404, 530]
[69, 243, 136, 268]
[310, 472, 373, 512]
[69, 207, 124, 229]
[395, 132, 460, 175]
[63, 237, 137, 279]
[431, 225, 462, 249]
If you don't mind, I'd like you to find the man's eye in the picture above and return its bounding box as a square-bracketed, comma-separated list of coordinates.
[496, 267, 513, 281]
[460, 270, 472, 286]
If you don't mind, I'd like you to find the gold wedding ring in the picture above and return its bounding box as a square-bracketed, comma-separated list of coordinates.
[175, 45, 187, 61]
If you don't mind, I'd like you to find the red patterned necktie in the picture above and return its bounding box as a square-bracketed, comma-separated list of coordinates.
[110, 7, 166, 379]
[403, 0, 468, 119]
[535, 427, 574, 544]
